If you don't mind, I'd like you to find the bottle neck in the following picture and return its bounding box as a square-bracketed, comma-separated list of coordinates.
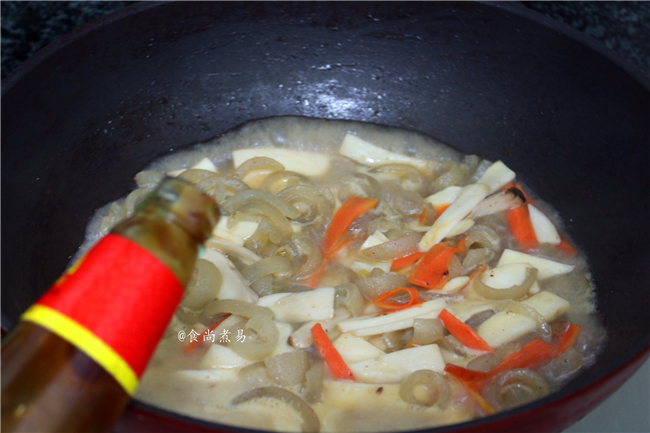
[112, 177, 219, 285]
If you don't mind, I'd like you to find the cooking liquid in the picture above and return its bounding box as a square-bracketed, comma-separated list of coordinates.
[82, 117, 606, 432]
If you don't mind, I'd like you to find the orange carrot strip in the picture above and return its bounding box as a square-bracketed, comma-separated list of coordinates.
[445, 364, 491, 382]
[490, 339, 555, 376]
[408, 243, 456, 289]
[438, 309, 494, 353]
[557, 236, 577, 257]
[433, 203, 451, 217]
[183, 314, 231, 354]
[311, 323, 356, 381]
[555, 323, 581, 357]
[506, 204, 539, 252]
[322, 197, 378, 255]
[390, 251, 424, 271]
[374, 287, 422, 311]
[408, 236, 468, 290]
[328, 237, 354, 258]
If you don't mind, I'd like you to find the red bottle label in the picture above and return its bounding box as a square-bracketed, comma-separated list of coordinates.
[21, 233, 184, 395]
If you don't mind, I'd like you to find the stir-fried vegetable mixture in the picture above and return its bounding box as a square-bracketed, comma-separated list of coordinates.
[84, 118, 604, 433]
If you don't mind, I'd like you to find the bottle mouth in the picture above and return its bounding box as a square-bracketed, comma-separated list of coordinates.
[138, 177, 220, 241]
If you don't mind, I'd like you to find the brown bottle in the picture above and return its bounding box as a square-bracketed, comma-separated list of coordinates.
[1, 177, 219, 433]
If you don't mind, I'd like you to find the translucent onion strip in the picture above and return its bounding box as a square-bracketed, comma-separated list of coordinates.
[336, 172, 380, 202]
[181, 259, 223, 310]
[411, 318, 444, 345]
[399, 370, 451, 408]
[233, 157, 284, 181]
[222, 189, 301, 220]
[178, 168, 219, 184]
[355, 268, 408, 300]
[292, 236, 325, 282]
[201, 299, 273, 321]
[241, 256, 296, 283]
[277, 185, 333, 225]
[260, 170, 310, 195]
[483, 369, 550, 411]
[360, 232, 422, 262]
[228, 315, 279, 361]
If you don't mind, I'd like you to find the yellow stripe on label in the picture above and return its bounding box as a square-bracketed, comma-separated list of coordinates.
[21, 304, 139, 395]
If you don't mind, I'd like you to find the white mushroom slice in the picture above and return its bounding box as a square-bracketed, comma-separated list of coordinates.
[476, 160, 516, 195]
[211, 215, 259, 246]
[175, 369, 239, 383]
[446, 218, 475, 237]
[471, 189, 524, 218]
[205, 239, 261, 265]
[529, 280, 541, 294]
[528, 204, 561, 245]
[360, 230, 390, 250]
[497, 249, 574, 280]
[350, 261, 392, 276]
[424, 186, 462, 209]
[338, 299, 447, 336]
[339, 134, 429, 170]
[522, 291, 570, 321]
[419, 183, 490, 251]
[483, 263, 528, 288]
[322, 381, 403, 410]
[333, 333, 386, 364]
[200, 344, 253, 369]
[232, 147, 331, 177]
[191, 157, 218, 172]
[289, 309, 351, 349]
[447, 300, 495, 323]
[202, 249, 259, 303]
[351, 310, 441, 337]
[477, 311, 536, 349]
[477, 291, 570, 347]
[256, 287, 335, 323]
[271, 322, 295, 356]
[438, 276, 470, 294]
[348, 345, 445, 383]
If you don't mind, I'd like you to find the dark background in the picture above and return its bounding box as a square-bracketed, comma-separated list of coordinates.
[2, 1, 649, 80]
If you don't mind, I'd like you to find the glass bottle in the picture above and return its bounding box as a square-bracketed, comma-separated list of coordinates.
[1, 177, 219, 433]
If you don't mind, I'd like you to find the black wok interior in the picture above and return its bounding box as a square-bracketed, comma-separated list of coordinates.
[2, 2, 649, 431]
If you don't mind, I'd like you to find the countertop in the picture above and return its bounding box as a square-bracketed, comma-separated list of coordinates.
[1, 2, 648, 433]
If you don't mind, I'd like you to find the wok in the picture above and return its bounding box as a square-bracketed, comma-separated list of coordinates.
[2, 2, 648, 432]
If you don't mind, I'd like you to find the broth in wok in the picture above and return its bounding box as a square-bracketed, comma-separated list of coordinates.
[81, 117, 605, 432]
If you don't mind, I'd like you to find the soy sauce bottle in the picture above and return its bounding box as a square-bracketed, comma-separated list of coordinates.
[1, 177, 219, 432]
